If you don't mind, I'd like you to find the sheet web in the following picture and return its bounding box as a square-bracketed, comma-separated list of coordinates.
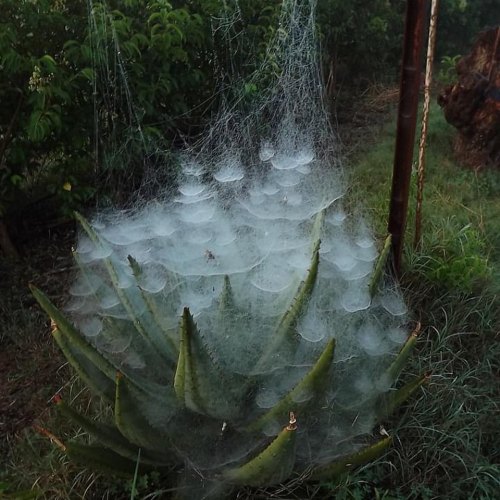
[67, 0, 409, 488]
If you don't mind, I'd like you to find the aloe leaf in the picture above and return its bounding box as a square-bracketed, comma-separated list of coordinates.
[174, 308, 203, 412]
[56, 399, 170, 466]
[127, 254, 178, 363]
[378, 373, 430, 418]
[276, 237, 321, 340]
[310, 209, 326, 245]
[219, 275, 236, 313]
[74, 213, 163, 364]
[30, 285, 117, 382]
[115, 372, 176, 456]
[256, 238, 321, 370]
[174, 307, 242, 419]
[65, 442, 146, 476]
[53, 328, 115, 401]
[249, 339, 335, 432]
[386, 322, 421, 382]
[32, 286, 152, 400]
[216, 275, 242, 348]
[224, 420, 297, 486]
[310, 436, 392, 481]
[369, 234, 392, 297]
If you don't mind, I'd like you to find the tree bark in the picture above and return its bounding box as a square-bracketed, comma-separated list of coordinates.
[438, 27, 500, 168]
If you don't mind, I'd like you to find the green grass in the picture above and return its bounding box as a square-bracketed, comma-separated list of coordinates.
[328, 102, 500, 499]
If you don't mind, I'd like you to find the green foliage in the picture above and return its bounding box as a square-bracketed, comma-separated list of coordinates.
[0, 0, 94, 218]
[1, 0, 496, 233]
[316, 0, 406, 85]
[437, 0, 500, 59]
[436, 54, 461, 86]
[0, 0, 282, 228]
[420, 218, 492, 291]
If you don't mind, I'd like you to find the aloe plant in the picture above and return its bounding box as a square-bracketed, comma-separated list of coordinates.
[31, 199, 427, 497]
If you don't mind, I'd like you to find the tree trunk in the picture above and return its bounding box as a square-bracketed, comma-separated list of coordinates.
[438, 27, 500, 168]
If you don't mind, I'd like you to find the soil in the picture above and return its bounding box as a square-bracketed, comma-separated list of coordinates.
[0, 223, 75, 457]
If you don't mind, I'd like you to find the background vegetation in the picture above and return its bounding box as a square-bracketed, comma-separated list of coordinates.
[1, 0, 498, 248]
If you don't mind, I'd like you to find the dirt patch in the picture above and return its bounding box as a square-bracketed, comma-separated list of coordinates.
[0, 340, 65, 439]
[0, 223, 75, 457]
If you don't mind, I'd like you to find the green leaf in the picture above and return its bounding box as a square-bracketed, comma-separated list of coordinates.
[56, 399, 170, 465]
[39, 54, 57, 72]
[224, 423, 297, 486]
[378, 373, 430, 418]
[385, 323, 420, 382]
[276, 237, 321, 339]
[369, 234, 392, 297]
[52, 326, 115, 401]
[127, 255, 178, 364]
[217, 275, 239, 340]
[115, 372, 176, 456]
[74, 213, 166, 368]
[256, 237, 321, 370]
[310, 437, 392, 481]
[30, 285, 117, 383]
[174, 308, 213, 413]
[65, 442, 144, 477]
[174, 308, 241, 419]
[248, 339, 336, 432]
[27, 110, 50, 142]
[80, 68, 95, 81]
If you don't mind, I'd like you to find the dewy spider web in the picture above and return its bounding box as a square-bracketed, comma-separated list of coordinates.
[68, 0, 409, 491]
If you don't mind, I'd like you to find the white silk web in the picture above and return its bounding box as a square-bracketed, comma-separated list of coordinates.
[69, 0, 409, 479]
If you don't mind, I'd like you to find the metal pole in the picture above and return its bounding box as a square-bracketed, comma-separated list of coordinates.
[388, 0, 428, 275]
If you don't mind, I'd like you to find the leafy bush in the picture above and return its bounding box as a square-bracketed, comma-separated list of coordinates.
[0, 0, 94, 219]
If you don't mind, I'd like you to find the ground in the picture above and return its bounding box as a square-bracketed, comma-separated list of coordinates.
[0, 226, 74, 452]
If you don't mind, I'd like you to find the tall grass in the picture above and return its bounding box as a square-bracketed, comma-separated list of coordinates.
[327, 102, 500, 499]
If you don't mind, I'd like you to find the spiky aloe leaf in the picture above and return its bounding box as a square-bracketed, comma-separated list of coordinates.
[31, 286, 116, 394]
[127, 254, 178, 363]
[219, 275, 236, 313]
[56, 399, 171, 466]
[378, 372, 430, 419]
[369, 234, 392, 297]
[174, 307, 205, 413]
[216, 275, 238, 339]
[174, 308, 240, 419]
[115, 372, 176, 456]
[74, 213, 165, 367]
[276, 238, 321, 340]
[248, 339, 335, 432]
[66, 442, 145, 477]
[224, 418, 298, 486]
[53, 326, 115, 401]
[386, 322, 420, 382]
[310, 436, 392, 481]
[256, 238, 321, 371]
[30, 285, 158, 396]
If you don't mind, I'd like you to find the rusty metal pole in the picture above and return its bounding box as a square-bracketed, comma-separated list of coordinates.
[388, 0, 428, 276]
